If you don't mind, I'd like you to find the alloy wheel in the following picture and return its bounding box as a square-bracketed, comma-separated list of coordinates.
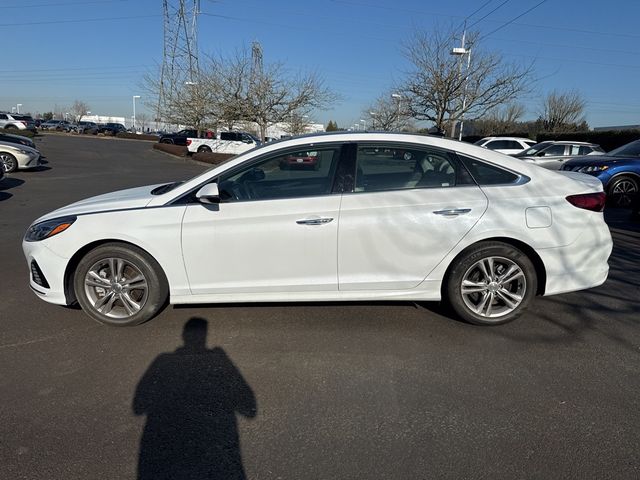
[460, 256, 526, 319]
[611, 179, 637, 207]
[83, 257, 149, 319]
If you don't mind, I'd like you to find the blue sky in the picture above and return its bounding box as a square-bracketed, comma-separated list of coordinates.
[1, 0, 639, 128]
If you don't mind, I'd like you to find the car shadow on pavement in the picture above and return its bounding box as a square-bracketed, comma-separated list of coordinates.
[133, 317, 257, 480]
[0, 191, 12, 201]
[0, 177, 24, 191]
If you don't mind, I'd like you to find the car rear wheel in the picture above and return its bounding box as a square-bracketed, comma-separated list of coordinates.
[73, 243, 168, 326]
[197, 145, 212, 153]
[161, 139, 173, 144]
[0, 152, 18, 173]
[608, 176, 638, 208]
[444, 242, 537, 325]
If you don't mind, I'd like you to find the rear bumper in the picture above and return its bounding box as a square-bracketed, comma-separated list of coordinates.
[539, 215, 613, 296]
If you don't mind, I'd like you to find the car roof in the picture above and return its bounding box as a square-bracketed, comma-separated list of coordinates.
[542, 140, 599, 146]
[480, 136, 534, 142]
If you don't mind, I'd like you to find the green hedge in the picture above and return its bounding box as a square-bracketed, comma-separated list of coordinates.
[1, 128, 37, 138]
[536, 130, 640, 152]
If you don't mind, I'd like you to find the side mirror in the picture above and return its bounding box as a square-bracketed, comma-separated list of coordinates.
[195, 183, 220, 204]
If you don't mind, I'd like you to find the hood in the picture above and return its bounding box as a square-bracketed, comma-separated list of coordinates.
[35, 183, 166, 223]
[562, 154, 630, 167]
[0, 141, 39, 154]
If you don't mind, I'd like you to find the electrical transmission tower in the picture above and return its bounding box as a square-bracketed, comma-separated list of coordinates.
[158, 0, 201, 122]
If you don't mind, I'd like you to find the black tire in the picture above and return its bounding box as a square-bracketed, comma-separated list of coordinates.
[607, 175, 639, 208]
[197, 145, 212, 153]
[73, 243, 168, 326]
[5, 125, 18, 130]
[161, 139, 173, 144]
[444, 242, 537, 326]
[0, 152, 18, 173]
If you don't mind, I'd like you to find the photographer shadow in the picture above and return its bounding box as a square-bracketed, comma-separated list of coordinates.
[133, 317, 256, 480]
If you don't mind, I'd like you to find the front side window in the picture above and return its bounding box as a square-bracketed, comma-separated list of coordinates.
[354, 144, 459, 192]
[543, 144, 566, 156]
[218, 146, 341, 202]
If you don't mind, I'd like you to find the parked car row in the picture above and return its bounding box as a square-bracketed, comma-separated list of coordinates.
[38, 119, 128, 135]
[0, 112, 37, 132]
[474, 135, 639, 208]
[0, 133, 44, 173]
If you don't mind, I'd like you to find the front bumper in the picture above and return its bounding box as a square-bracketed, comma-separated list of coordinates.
[22, 240, 70, 305]
[17, 152, 42, 169]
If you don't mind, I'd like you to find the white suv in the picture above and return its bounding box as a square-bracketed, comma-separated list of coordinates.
[474, 137, 536, 155]
[0, 112, 35, 130]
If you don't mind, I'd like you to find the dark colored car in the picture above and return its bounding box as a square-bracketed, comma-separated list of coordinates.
[98, 123, 127, 135]
[280, 150, 321, 170]
[159, 129, 198, 145]
[0, 132, 36, 149]
[69, 121, 99, 134]
[561, 139, 640, 207]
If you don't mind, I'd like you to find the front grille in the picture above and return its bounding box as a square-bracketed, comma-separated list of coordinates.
[30, 260, 50, 289]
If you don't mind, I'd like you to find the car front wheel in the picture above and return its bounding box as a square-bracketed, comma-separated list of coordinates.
[608, 176, 638, 208]
[1, 152, 18, 173]
[197, 145, 212, 153]
[73, 243, 168, 326]
[444, 242, 537, 325]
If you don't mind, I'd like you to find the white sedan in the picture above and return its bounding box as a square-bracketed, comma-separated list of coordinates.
[0, 141, 43, 172]
[23, 132, 613, 326]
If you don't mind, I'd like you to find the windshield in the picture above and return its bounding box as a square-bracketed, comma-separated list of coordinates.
[607, 140, 640, 157]
[518, 142, 551, 156]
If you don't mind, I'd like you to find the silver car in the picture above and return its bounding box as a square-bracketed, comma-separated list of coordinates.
[515, 141, 604, 170]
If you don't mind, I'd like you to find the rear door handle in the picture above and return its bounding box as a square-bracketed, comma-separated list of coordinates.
[296, 217, 334, 225]
[433, 208, 471, 217]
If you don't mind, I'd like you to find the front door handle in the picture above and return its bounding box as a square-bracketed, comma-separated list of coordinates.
[433, 208, 471, 217]
[296, 217, 334, 225]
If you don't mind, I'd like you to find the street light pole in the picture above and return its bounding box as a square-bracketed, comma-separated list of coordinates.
[391, 93, 403, 130]
[451, 30, 471, 141]
[132, 95, 141, 132]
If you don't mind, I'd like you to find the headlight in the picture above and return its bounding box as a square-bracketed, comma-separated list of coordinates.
[25, 216, 76, 242]
[578, 165, 609, 173]
[18, 149, 30, 155]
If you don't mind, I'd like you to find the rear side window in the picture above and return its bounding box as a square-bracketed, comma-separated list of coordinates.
[487, 140, 522, 150]
[458, 155, 520, 185]
[354, 144, 460, 192]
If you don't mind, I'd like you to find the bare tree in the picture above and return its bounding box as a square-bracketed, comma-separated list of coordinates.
[206, 46, 336, 141]
[138, 113, 150, 132]
[283, 111, 311, 136]
[143, 46, 335, 139]
[539, 90, 586, 132]
[70, 100, 90, 123]
[473, 103, 526, 135]
[362, 92, 412, 131]
[402, 28, 533, 136]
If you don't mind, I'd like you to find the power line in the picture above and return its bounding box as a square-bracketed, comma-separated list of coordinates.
[467, 0, 511, 30]
[0, 0, 126, 9]
[0, 14, 160, 27]
[480, 0, 548, 40]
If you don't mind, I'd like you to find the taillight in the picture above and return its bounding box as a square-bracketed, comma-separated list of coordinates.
[566, 192, 606, 212]
[186, 139, 192, 146]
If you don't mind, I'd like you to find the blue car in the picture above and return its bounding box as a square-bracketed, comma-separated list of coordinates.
[561, 139, 640, 207]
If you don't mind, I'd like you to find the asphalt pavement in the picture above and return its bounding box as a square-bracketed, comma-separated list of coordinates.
[0, 134, 638, 479]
